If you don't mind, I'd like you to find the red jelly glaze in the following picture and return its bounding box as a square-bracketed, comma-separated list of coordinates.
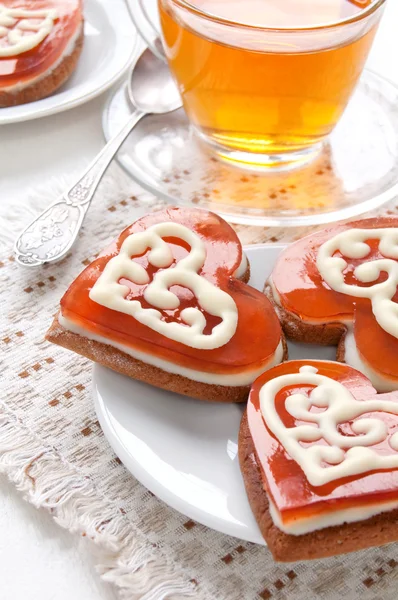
[271, 217, 398, 380]
[61, 208, 282, 375]
[0, 0, 82, 89]
[248, 360, 398, 525]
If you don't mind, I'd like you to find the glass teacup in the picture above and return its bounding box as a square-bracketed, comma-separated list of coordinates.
[158, 0, 386, 168]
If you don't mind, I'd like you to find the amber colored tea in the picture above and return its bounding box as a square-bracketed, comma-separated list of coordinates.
[159, 0, 382, 164]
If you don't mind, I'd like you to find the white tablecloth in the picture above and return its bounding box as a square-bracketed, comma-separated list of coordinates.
[0, 3, 397, 598]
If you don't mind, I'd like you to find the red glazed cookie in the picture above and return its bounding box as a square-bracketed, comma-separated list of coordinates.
[266, 217, 398, 391]
[47, 207, 285, 402]
[0, 0, 83, 107]
[239, 360, 398, 561]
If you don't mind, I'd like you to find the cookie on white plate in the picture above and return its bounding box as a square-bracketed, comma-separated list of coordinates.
[0, 0, 84, 107]
[47, 207, 286, 403]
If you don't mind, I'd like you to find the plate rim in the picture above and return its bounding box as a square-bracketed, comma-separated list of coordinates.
[0, 0, 138, 126]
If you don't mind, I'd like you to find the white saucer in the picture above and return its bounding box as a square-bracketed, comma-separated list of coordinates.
[0, 0, 137, 125]
[103, 70, 398, 228]
[104, 0, 398, 227]
[93, 244, 335, 544]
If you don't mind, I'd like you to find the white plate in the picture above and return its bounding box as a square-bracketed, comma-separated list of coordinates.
[0, 0, 137, 125]
[93, 244, 335, 544]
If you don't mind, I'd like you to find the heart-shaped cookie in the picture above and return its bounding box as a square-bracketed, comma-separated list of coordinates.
[47, 207, 284, 402]
[239, 359, 398, 560]
[267, 217, 398, 391]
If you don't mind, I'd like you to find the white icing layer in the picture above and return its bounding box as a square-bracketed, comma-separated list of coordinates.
[268, 496, 398, 536]
[259, 365, 398, 487]
[2, 21, 82, 93]
[234, 252, 248, 279]
[343, 329, 398, 393]
[267, 276, 282, 306]
[58, 314, 284, 386]
[317, 228, 398, 340]
[0, 6, 57, 57]
[90, 223, 238, 350]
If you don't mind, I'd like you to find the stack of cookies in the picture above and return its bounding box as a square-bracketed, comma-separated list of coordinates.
[47, 206, 398, 561]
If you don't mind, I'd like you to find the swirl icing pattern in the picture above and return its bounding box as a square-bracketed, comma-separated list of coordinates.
[317, 228, 398, 340]
[270, 217, 398, 388]
[260, 365, 398, 486]
[59, 207, 282, 379]
[0, 4, 57, 57]
[247, 360, 398, 534]
[90, 222, 238, 350]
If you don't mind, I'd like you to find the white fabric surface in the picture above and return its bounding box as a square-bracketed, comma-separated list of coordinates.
[1, 4, 398, 599]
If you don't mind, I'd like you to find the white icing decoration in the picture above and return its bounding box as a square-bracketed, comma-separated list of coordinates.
[317, 228, 398, 339]
[298, 365, 318, 374]
[58, 314, 284, 386]
[2, 21, 82, 93]
[259, 366, 398, 487]
[0, 5, 57, 57]
[89, 222, 239, 350]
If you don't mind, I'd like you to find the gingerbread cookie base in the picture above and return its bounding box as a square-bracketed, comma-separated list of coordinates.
[239, 411, 398, 561]
[47, 315, 287, 403]
[0, 25, 84, 108]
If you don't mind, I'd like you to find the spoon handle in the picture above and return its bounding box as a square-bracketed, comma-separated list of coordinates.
[14, 109, 145, 267]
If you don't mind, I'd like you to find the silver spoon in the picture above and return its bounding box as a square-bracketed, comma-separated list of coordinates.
[14, 47, 182, 267]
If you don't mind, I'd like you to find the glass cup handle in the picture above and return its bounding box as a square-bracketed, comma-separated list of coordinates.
[126, 0, 166, 61]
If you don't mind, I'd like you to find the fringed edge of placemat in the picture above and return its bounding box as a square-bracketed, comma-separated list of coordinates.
[0, 400, 196, 600]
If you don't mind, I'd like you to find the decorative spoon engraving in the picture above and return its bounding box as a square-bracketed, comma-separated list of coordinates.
[14, 47, 181, 267]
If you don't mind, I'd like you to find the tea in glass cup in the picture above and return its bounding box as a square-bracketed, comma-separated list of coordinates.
[159, 0, 386, 168]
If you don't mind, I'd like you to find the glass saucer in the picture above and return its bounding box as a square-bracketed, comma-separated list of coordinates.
[103, 70, 398, 227]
